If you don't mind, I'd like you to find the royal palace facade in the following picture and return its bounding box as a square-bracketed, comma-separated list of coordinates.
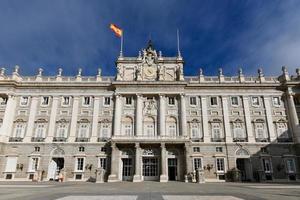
[0, 42, 299, 182]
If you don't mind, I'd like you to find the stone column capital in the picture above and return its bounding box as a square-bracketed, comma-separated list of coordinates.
[135, 142, 140, 149]
[160, 143, 166, 149]
[180, 93, 185, 98]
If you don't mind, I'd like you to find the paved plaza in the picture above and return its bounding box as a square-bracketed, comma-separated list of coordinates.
[0, 182, 299, 200]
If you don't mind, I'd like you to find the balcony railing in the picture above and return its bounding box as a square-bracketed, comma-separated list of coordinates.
[97, 137, 110, 142]
[211, 138, 225, 142]
[277, 137, 293, 143]
[53, 137, 67, 142]
[191, 138, 204, 142]
[75, 137, 90, 142]
[9, 137, 23, 142]
[31, 137, 45, 142]
[233, 138, 247, 142]
[112, 135, 187, 140]
[255, 138, 269, 142]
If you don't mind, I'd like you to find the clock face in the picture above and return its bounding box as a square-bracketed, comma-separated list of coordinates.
[144, 67, 156, 77]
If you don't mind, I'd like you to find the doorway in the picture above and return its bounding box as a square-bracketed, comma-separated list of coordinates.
[236, 158, 251, 181]
[168, 158, 177, 181]
[122, 158, 133, 181]
[47, 157, 64, 181]
[142, 157, 159, 181]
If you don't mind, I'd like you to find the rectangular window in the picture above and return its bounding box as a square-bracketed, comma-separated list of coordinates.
[262, 158, 272, 173]
[286, 159, 296, 173]
[104, 97, 110, 105]
[14, 124, 25, 138]
[191, 124, 200, 138]
[101, 124, 110, 138]
[79, 124, 89, 138]
[41, 96, 49, 105]
[193, 147, 200, 153]
[83, 97, 90, 105]
[168, 97, 175, 105]
[216, 158, 225, 173]
[193, 158, 202, 170]
[20, 96, 29, 106]
[273, 97, 281, 106]
[0, 97, 7, 105]
[125, 97, 132, 105]
[231, 96, 239, 106]
[252, 97, 260, 106]
[99, 158, 107, 170]
[256, 123, 265, 139]
[216, 147, 223, 153]
[212, 123, 221, 139]
[35, 124, 45, 138]
[29, 157, 39, 171]
[190, 97, 197, 106]
[210, 97, 218, 106]
[62, 96, 70, 106]
[76, 158, 84, 171]
[168, 124, 176, 137]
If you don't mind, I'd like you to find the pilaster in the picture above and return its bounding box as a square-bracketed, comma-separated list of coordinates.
[201, 96, 210, 142]
[113, 94, 122, 136]
[0, 94, 17, 142]
[159, 143, 168, 182]
[24, 96, 38, 142]
[263, 96, 276, 141]
[180, 94, 187, 138]
[108, 143, 120, 182]
[159, 95, 166, 137]
[91, 96, 100, 142]
[221, 96, 232, 142]
[45, 96, 59, 142]
[135, 94, 143, 137]
[242, 96, 255, 143]
[133, 143, 142, 182]
[69, 96, 80, 142]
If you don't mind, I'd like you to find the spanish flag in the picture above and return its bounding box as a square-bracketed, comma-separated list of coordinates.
[110, 24, 123, 37]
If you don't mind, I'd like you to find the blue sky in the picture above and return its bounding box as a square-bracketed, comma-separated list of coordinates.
[0, 0, 300, 77]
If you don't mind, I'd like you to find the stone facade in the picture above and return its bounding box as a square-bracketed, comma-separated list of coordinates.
[0, 41, 299, 182]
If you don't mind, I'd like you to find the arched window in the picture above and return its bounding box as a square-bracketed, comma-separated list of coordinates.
[166, 117, 177, 137]
[78, 123, 89, 138]
[122, 117, 133, 136]
[232, 120, 245, 139]
[56, 120, 68, 138]
[143, 116, 155, 137]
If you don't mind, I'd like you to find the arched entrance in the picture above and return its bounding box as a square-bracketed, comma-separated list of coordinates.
[47, 148, 65, 181]
[235, 148, 253, 181]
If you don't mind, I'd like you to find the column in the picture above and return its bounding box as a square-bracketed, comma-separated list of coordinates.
[160, 143, 168, 182]
[159, 94, 166, 137]
[180, 94, 187, 138]
[242, 96, 255, 143]
[221, 96, 232, 142]
[286, 91, 300, 143]
[108, 143, 120, 182]
[184, 143, 192, 175]
[263, 96, 276, 141]
[91, 96, 100, 142]
[135, 94, 143, 137]
[113, 94, 122, 136]
[0, 95, 17, 142]
[133, 143, 142, 182]
[69, 96, 80, 142]
[201, 96, 210, 142]
[24, 96, 38, 142]
[45, 96, 59, 142]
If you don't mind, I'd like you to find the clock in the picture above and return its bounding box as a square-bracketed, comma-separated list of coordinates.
[144, 67, 156, 77]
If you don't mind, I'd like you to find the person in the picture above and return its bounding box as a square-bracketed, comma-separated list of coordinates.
[58, 171, 64, 182]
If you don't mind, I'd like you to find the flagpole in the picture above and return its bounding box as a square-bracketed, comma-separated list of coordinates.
[177, 29, 181, 58]
[120, 32, 123, 57]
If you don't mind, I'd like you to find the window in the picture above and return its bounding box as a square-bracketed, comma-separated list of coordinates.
[251, 97, 259, 106]
[277, 123, 288, 138]
[286, 159, 296, 173]
[193, 147, 200, 153]
[122, 117, 133, 136]
[57, 124, 68, 138]
[78, 123, 89, 138]
[146, 124, 154, 136]
[168, 124, 176, 137]
[29, 158, 39, 172]
[210, 97, 218, 106]
[255, 123, 265, 139]
[20, 96, 29, 106]
[35, 124, 45, 138]
[124, 124, 132, 136]
[144, 117, 155, 137]
[100, 147, 107, 153]
[14, 123, 25, 138]
[76, 158, 84, 171]
[104, 97, 110, 105]
[98, 158, 107, 170]
[216, 158, 225, 173]
[125, 97, 132, 105]
[272, 97, 280, 106]
[83, 97, 90, 105]
[78, 146, 85, 152]
[190, 97, 197, 106]
[62, 96, 70, 106]
[193, 158, 202, 170]
[191, 124, 200, 139]
[261, 147, 267, 153]
[212, 123, 222, 139]
[262, 158, 272, 173]
[231, 96, 239, 106]
[233, 123, 244, 139]
[168, 97, 175, 105]
[100, 124, 110, 138]
[34, 146, 40, 152]
[216, 147, 223, 153]
[41, 96, 49, 105]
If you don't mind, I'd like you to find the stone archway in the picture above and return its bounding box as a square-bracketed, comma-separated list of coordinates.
[235, 148, 253, 181]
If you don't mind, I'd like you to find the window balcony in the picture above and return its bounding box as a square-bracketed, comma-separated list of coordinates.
[9, 137, 23, 142]
[75, 137, 90, 142]
[191, 137, 204, 142]
[53, 137, 67, 142]
[255, 138, 269, 142]
[111, 135, 188, 141]
[31, 137, 45, 142]
[233, 138, 247, 142]
[211, 138, 225, 142]
[97, 137, 110, 142]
